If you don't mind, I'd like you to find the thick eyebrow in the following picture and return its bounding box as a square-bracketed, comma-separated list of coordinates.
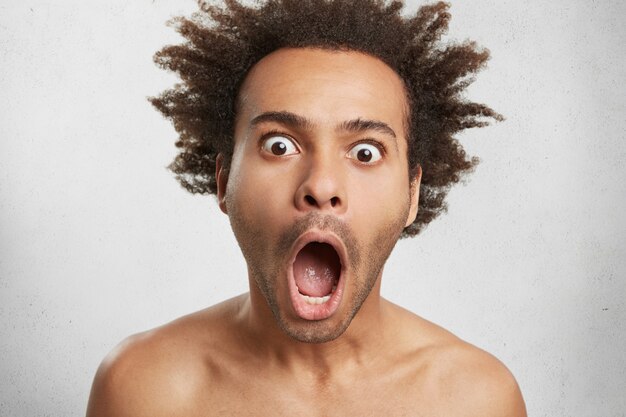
[338, 118, 397, 139]
[249, 111, 313, 131]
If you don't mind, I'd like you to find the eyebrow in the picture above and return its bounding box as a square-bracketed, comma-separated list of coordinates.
[338, 118, 397, 139]
[249, 111, 397, 141]
[250, 111, 313, 131]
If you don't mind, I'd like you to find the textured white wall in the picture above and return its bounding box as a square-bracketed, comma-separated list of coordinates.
[1, 1, 624, 416]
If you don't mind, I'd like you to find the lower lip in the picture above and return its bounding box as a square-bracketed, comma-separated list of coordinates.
[287, 265, 345, 321]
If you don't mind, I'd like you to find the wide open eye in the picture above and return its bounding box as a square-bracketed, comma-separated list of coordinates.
[347, 142, 383, 164]
[261, 135, 299, 156]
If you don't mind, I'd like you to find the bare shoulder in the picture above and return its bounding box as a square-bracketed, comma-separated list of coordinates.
[86, 295, 246, 417]
[389, 303, 527, 417]
[427, 340, 527, 417]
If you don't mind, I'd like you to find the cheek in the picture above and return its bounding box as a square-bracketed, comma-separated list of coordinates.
[348, 168, 411, 230]
[352, 163, 410, 200]
[226, 160, 296, 228]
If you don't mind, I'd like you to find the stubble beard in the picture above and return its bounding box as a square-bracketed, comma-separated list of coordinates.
[228, 204, 408, 344]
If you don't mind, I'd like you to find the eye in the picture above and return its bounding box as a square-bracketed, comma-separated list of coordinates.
[347, 142, 383, 164]
[261, 135, 299, 156]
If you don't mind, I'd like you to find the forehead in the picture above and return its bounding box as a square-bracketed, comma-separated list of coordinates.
[236, 48, 408, 137]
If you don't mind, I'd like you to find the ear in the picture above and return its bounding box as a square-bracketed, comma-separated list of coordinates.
[216, 153, 229, 214]
[405, 165, 422, 228]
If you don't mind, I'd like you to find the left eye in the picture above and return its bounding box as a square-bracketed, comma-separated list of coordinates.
[261, 135, 299, 156]
[347, 143, 382, 163]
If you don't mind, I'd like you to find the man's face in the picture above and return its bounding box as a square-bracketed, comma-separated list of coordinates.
[218, 48, 419, 343]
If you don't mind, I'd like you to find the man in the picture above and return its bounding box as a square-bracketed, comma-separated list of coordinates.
[87, 1, 526, 415]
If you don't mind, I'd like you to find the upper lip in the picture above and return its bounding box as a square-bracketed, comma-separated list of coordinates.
[288, 229, 348, 274]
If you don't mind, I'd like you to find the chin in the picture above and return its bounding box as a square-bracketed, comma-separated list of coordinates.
[274, 312, 355, 344]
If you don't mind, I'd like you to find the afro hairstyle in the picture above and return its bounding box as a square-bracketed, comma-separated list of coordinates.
[150, 0, 502, 237]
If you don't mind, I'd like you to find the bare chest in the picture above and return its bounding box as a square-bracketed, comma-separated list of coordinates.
[191, 367, 438, 417]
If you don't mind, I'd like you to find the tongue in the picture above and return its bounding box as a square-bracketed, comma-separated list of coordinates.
[293, 242, 340, 297]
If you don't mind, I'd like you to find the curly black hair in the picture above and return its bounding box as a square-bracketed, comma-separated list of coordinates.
[150, 0, 502, 237]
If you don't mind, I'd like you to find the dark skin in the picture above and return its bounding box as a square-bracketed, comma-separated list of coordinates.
[87, 49, 526, 417]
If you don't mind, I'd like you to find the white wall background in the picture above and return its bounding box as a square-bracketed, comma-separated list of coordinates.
[1, 1, 624, 416]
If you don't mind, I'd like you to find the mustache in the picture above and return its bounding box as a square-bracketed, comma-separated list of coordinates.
[276, 213, 361, 268]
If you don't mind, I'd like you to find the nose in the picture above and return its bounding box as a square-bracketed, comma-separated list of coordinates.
[294, 154, 346, 214]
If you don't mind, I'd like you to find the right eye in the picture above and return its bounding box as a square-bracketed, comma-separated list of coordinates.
[261, 135, 299, 156]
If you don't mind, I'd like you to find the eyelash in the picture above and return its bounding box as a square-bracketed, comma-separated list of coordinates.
[259, 129, 297, 146]
[351, 139, 387, 157]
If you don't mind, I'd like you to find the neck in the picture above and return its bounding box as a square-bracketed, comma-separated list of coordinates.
[237, 272, 389, 374]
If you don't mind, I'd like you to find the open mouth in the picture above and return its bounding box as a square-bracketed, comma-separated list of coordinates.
[294, 242, 340, 304]
[288, 233, 346, 321]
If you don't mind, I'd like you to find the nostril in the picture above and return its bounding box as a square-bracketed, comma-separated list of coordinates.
[305, 195, 317, 206]
[330, 197, 339, 207]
